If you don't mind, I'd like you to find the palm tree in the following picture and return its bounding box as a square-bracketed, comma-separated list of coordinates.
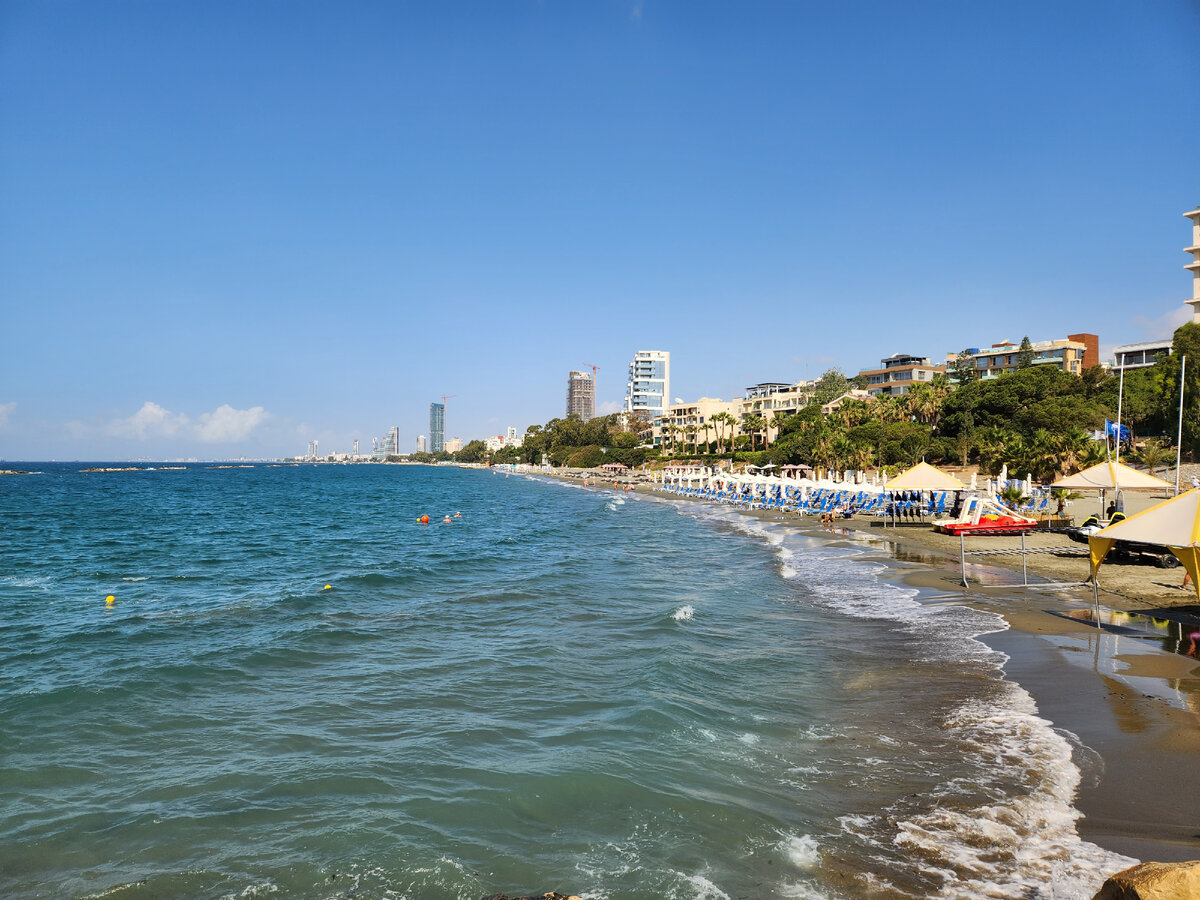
[684, 424, 698, 456]
[1138, 438, 1172, 477]
[998, 483, 1031, 510]
[769, 412, 790, 445]
[1079, 440, 1108, 468]
[744, 414, 766, 451]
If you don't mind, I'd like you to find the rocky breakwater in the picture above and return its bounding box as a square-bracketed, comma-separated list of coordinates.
[482, 893, 582, 900]
[1094, 861, 1200, 899]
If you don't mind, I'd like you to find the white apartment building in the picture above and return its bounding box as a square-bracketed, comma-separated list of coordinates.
[737, 382, 816, 442]
[1186, 205, 1200, 322]
[624, 350, 670, 420]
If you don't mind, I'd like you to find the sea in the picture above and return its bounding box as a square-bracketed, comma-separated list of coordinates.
[0, 463, 1134, 899]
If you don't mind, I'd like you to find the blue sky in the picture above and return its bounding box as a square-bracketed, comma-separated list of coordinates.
[2, 1, 1198, 460]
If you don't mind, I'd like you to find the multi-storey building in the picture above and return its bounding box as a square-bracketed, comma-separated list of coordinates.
[566, 370, 595, 420]
[1186, 205, 1200, 322]
[857, 354, 946, 397]
[654, 397, 739, 451]
[444, 437, 463, 453]
[416, 435, 427, 453]
[624, 350, 670, 420]
[1113, 341, 1172, 371]
[737, 382, 816, 441]
[429, 402, 445, 453]
[947, 335, 1097, 379]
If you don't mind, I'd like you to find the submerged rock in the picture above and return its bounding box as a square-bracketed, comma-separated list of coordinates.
[1093, 861, 1200, 899]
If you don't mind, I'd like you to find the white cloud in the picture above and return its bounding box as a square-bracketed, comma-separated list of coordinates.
[598, 400, 623, 415]
[0, 402, 14, 429]
[1131, 304, 1191, 341]
[107, 401, 190, 439]
[103, 401, 268, 443]
[194, 404, 267, 443]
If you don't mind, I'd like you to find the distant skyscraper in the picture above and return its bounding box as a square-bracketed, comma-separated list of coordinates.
[567, 370, 595, 420]
[430, 402, 445, 452]
[307, 439, 318, 459]
[416, 435, 427, 453]
[383, 426, 399, 456]
[352, 439, 360, 457]
[624, 350, 670, 419]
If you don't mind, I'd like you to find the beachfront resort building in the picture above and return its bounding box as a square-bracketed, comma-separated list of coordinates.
[444, 437, 463, 453]
[566, 370, 595, 421]
[738, 382, 817, 442]
[624, 350, 670, 420]
[856, 354, 946, 397]
[654, 397, 739, 451]
[1186, 206, 1200, 322]
[821, 390, 874, 415]
[947, 334, 1097, 379]
[429, 402, 445, 453]
[1113, 341, 1172, 371]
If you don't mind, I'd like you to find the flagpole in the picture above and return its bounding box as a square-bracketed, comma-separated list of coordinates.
[1177, 355, 1187, 495]
[1115, 359, 1126, 465]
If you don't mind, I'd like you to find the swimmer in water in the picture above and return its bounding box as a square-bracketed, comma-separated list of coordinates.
[443, 516, 452, 524]
[453, 512, 462, 518]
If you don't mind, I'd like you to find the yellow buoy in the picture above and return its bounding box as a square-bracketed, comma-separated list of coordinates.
[324, 584, 332, 590]
[105, 595, 115, 605]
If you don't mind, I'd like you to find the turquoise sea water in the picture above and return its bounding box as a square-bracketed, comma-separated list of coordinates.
[1, 464, 1130, 899]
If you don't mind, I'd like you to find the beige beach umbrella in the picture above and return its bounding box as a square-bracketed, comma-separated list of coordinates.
[1052, 460, 1170, 491]
[1089, 489, 1200, 601]
[884, 462, 966, 492]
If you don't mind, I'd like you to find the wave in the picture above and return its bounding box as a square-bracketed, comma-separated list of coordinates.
[663, 498, 1134, 897]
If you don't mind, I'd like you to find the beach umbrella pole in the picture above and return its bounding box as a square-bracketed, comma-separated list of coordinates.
[1176, 355, 1187, 496]
[960, 533, 967, 587]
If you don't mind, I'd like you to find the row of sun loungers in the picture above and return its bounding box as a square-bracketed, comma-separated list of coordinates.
[656, 484, 955, 519]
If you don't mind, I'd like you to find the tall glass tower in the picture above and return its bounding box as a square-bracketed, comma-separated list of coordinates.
[429, 402, 445, 452]
[624, 350, 670, 419]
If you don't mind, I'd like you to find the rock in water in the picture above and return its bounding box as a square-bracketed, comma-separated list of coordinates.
[481, 894, 582, 900]
[1093, 861, 1200, 900]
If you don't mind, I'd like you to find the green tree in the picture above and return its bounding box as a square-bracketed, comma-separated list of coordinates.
[1017, 336, 1035, 368]
[811, 368, 855, 406]
[1137, 438, 1172, 477]
[949, 350, 980, 384]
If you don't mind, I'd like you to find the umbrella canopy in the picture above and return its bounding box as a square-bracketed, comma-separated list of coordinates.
[1089, 489, 1200, 598]
[884, 462, 966, 492]
[1052, 460, 1170, 491]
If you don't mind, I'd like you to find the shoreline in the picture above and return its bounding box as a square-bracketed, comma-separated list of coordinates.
[611, 478, 1200, 869]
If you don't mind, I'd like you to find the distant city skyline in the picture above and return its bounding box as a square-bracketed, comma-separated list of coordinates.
[2, 2, 1198, 459]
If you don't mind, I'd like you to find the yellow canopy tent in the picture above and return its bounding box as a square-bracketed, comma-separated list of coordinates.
[885, 462, 966, 492]
[1088, 489, 1200, 600]
[1051, 460, 1171, 491]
